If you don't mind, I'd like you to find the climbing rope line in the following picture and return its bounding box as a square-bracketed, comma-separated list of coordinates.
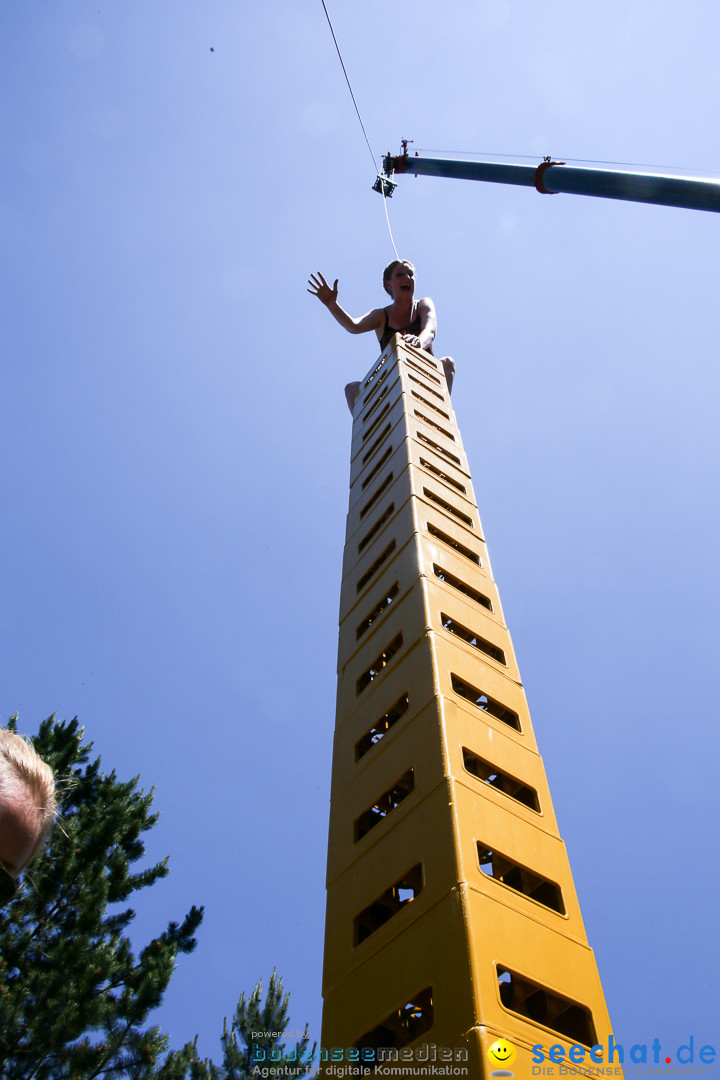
[318, 0, 400, 258]
[413, 146, 720, 178]
[381, 189, 400, 260]
[319, 0, 378, 173]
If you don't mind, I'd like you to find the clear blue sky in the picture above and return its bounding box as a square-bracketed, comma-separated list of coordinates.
[2, 0, 719, 1063]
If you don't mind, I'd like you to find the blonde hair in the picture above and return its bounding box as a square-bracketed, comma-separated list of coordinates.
[0, 729, 56, 864]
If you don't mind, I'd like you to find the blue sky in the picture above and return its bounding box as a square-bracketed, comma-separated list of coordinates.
[2, 0, 719, 1063]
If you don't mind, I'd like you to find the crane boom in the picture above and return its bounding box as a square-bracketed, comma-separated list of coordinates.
[383, 147, 720, 214]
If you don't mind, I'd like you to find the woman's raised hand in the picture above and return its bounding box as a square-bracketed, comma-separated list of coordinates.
[307, 271, 338, 307]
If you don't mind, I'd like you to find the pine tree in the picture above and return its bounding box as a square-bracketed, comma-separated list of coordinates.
[0, 715, 203, 1078]
[192, 971, 316, 1080]
[0, 716, 316, 1080]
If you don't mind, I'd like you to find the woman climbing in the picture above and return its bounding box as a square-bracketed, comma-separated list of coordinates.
[308, 259, 455, 412]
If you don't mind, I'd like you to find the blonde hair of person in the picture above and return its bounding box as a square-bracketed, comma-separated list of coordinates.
[0, 728, 57, 865]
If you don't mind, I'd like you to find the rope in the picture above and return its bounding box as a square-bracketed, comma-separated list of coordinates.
[319, 0, 378, 174]
[318, 0, 399, 258]
[414, 146, 720, 178]
[381, 188, 400, 261]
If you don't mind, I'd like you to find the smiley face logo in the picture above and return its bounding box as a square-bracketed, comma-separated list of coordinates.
[488, 1038, 517, 1068]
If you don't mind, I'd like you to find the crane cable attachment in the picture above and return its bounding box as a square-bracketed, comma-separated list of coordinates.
[534, 156, 566, 194]
[372, 175, 397, 198]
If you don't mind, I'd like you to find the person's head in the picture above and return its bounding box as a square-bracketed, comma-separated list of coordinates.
[0, 729, 56, 904]
[382, 259, 416, 297]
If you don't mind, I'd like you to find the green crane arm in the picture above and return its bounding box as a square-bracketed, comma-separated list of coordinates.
[383, 144, 720, 214]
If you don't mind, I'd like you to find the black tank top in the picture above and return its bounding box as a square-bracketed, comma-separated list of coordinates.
[379, 307, 431, 352]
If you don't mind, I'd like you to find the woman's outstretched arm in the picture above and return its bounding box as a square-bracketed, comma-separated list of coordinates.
[308, 272, 384, 335]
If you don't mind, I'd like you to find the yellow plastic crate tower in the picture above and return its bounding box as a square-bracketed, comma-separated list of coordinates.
[321, 338, 617, 1079]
